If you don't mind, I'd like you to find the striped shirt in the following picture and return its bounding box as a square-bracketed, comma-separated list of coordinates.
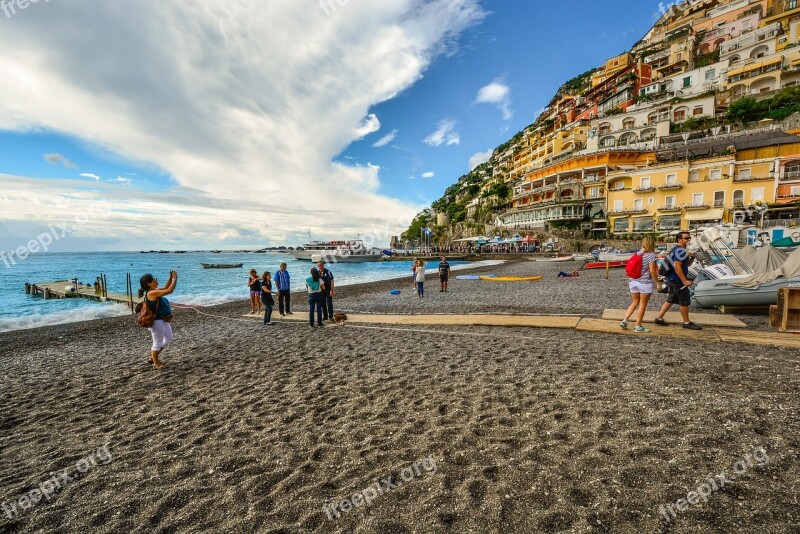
[639, 252, 657, 282]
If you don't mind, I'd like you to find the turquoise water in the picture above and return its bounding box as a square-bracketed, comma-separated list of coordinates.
[0, 252, 470, 332]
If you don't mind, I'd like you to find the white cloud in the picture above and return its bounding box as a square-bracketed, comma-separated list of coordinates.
[112, 176, 132, 185]
[469, 148, 493, 170]
[424, 120, 460, 147]
[354, 113, 381, 140]
[0, 0, 486, 246]
[43, 153, 78, 169]
[475, 79, 512, 120]
[80, 173, 101, 181]
[421, 171, 434, 178]
[372, 129, 398, 147]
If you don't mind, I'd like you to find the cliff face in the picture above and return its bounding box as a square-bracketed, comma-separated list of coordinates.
[403, 0, 800, 243]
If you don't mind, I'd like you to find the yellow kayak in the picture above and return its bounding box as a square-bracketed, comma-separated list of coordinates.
[480, 276, 542, 282]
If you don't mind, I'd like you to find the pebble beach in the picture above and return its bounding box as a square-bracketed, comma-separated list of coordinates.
[0, 259, 798, 533]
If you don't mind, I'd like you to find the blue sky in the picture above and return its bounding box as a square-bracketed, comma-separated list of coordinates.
[342, 0, 662, 203]
[0, 0, 663, 251]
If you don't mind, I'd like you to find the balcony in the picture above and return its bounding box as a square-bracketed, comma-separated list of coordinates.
[685, 203, 710, 210]
[658, 182, 683, 191]
[633, 186, 656, 194]
[780, 170, 800, 181]
[657, 205, 682, 212]
[583, 175, 603, 184]
[609, 207, 649, 215]
[733, 175, 771, 182]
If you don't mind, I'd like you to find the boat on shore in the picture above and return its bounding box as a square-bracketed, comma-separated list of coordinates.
[201, 263, 243, 269]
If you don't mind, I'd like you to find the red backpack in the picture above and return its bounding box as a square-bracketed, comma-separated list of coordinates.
[625, 252, 643, 279]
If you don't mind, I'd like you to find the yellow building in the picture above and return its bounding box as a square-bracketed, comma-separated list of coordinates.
[606, 132, 800, 234]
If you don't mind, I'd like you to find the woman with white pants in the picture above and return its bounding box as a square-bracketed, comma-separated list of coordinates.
[620, 237, 661, 333]
[139, 271, 177, 369]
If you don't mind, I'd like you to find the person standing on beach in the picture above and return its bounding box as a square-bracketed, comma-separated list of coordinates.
[306, 267, 325, 327]
[139, 271, 177, 370]
[274, 262, 292, 316]
[317, 260, 334, 321]
[415, 259, 426, 298]
[247, 269, 262, 315]
[260, 271, 275, 325]
[620, 237, 661, 333]
[438, 256, 451, 292]
[653, 232, 702, 330]
[411, 259, 418, 289]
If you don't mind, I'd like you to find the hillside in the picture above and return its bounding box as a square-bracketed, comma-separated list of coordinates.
[402, 0, 800, 245]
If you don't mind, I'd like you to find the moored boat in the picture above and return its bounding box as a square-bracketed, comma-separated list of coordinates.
[289, 238, 383, 263]
[201, 263, 243, 269]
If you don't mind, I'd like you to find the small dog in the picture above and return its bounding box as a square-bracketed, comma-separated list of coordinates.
[332, 312, 348, 325]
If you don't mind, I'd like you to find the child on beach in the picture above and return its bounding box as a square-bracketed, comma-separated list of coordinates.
[139, 271, 177, 369]
[411, 260, 418, 289]
[620, 237, 661, 333]
[260, 271, 275, 325]
[306, 267, 325, 327]
[248, 269, 262, 315]
[415, 260, 426, 298]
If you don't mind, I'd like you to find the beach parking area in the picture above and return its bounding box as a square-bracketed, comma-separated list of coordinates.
[0, 260, 798, 533]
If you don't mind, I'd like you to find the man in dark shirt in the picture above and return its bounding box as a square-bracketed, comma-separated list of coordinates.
[317, 261, 334, 320]
[438, 256, 451, 292]
[653, 232, 702, 330]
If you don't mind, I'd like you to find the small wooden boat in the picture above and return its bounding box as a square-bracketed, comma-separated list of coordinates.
[584, 261, 625, 270]
[201, 263, 243, 269]
[479, 275, 542, 282]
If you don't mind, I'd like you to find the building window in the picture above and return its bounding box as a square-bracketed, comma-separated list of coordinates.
[666, 173, 678, 185]
[714, 191, 725, 207]
[710, 169, 722, 180]
[613, 218, 630, 232]
[689, 170, 699, 182]
[648, 112, 658, 125]
[641, 176, 651, 189]
[674, 109, 687, 122]
[665, 195, 676, 207]
[739, 168, 751, 180]
[786, 163, 800, 178]
[705, 69, 716, 80]
[693, 192, 704, 206]
[752, 187, 764, 202]
[634, 198, 644, 211]
[588, 186, 600, 199]
[623, 118, 635, 130]
[599, 123, 612, 134]
[790, 0, 798, 9]
[733, 189, 744, 205]
[633, 217, 655, 232]
[659, 215, 681, 231]
[614, 199, 623, 211]
[693, 106, 704, 116]
[791, 185, 800, 196]
[683, 76, 691, 88]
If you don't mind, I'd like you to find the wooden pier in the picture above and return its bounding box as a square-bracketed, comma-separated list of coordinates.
[26, 274, 140, 313]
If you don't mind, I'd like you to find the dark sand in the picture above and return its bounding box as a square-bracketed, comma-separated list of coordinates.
[0, 260, 798, 533]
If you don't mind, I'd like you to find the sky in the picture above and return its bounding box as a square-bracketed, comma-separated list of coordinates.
[0, 0, 665, 251]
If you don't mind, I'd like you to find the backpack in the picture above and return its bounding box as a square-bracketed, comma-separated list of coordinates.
[625, 252, 643, 279]
[135, 298, 158, 328]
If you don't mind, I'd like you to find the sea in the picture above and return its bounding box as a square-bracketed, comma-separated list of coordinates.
[0, 251, 496, 333]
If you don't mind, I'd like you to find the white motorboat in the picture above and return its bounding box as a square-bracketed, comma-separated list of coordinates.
[546, 254, 576, 262]
[288, 238, 383, 263]
[597, 251, 634, 262]
[691, 228, 800, 308]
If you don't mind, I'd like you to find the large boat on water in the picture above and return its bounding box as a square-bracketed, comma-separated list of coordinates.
[288, 238, 384, 263]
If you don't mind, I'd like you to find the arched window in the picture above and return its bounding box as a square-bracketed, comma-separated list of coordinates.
[729, 56, 740, 66]
[647, 112, 658, 125]
[673, 107, 689, 122]
[599, 122, 613, 135]
[733, 189, 744, 205]
[622, 118, 635, 130]
[600, 136, 617, 148]
[750, 45, 769, 59]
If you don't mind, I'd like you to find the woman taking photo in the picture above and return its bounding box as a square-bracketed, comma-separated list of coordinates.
[139, 271, 177, 369]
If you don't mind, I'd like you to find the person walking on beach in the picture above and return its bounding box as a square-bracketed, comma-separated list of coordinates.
[620, 237, 662, 333]
[260, 271, 275, 325]
[317, 260, 334, 320]
[438, 256, 451, 292]
[306, 267, 325, 327]
[653, 232, 702, 330]
[139, 271, 177, 370]
[247, 269, 262, 315]
[415, 259, 426, 298]
[274, 262, 292, 316]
